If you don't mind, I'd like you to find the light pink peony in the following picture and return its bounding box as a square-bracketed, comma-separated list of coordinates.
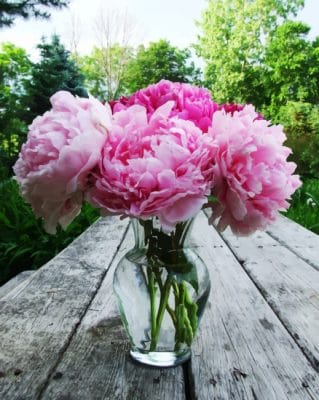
[88, 102, 216, 231]
[14, 91, 112, 234]
[111, 80, 218, 133]
[208, 105, 301, 235]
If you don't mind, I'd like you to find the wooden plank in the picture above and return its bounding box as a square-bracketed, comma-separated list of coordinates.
[266, 215, 319, 271]
[220, 223, 319, 372]
[188, 212, 319, 400]
[0, 270, 34, 299]
[0, 216, 129, 400]
[40, 224, 185, 400]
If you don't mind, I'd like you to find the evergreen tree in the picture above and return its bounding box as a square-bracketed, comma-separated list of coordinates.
[24, 35, 87, 123]
[0, 0, 69, 28]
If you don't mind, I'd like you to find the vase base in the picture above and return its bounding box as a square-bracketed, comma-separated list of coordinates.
[130, 349, 191, 367]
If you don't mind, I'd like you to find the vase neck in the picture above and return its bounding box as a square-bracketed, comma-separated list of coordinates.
[131, 218, 194, 252]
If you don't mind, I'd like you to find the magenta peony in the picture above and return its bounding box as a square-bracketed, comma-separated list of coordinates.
[208, 105, 302, 235]
[219, 102, 264, 120]
[14, 91, 112, 234]
[13, 81, 302, 237]
[88, 102, 216, 231]
[111, 80, 218, 132]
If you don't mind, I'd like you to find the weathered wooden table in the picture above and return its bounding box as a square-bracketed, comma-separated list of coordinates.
[0, 212, 318, 399]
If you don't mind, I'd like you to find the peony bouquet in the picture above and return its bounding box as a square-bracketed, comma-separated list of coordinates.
[14, 80, 301, 364]
[14, 80, 301, 235]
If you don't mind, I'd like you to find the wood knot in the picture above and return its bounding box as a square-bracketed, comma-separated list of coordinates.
[14, 368, 23, 376]
[53, 371, 63, 380]
[232, 367, 248, 381]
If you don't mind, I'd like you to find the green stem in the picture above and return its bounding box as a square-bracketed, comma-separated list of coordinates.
[141, 218, 199, 352]
[154, 268, 176, 326]
[174, 282, 199, 349]
[150, 275, 173, 351]
[166, 304, 177, 325]
[147, 269, 157, 342]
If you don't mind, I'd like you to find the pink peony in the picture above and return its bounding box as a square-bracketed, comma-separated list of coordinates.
[14, 91, 112, 234]
[88, 102, 216, 231]
[208, 105, 301, 235]
[111, 80, 218, 132]
[219, 102, 264, 120]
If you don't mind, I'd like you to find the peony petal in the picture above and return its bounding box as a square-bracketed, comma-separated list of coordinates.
[13, 91, 111, 233]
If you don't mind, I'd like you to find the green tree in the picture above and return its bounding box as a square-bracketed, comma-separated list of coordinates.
[0, 43, 31, 177]
[264, 21, 319, 117]
[196, 0, 304, 104]
[312, 36, 319, 92]
[124, 39, 201, 94]
[24, 35, 87, 123]
[277, 102, 319, 178]
[0, 0, 69, 28]
[78, 44, 133, 101]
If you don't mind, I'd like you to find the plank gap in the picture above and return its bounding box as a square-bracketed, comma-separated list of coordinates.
[266, 229, 319, 272]
[222, 235, 319, 373]
[40, 222, 185, 400]
[36, 222, 130, 400]
[202, 209, 319, 373]
[183, 361, 196, 400]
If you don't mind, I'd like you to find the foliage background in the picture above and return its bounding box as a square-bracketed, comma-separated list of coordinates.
[0, 0, 318, 285]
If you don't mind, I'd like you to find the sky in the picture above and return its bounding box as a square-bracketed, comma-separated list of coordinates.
[1, 0, 319, 61]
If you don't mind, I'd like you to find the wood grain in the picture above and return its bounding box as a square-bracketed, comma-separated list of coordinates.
[1, 212, 318, 400]
[266, 215, 319, 271]
[220, 223, 319, 371]
[40, 224, 186, 400]
[188, 212, 319, 400]
[0, 270, 34, 299]
[0, 217, 129, 400]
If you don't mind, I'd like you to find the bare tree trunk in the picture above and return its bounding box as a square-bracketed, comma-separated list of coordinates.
[66, 11, 82, 63]
[93, 6, 137, 100]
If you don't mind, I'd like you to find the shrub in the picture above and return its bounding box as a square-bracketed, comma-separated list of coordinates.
[276, 102, 319, 179]
[284, 178, 319, 234]
[0, 179, 99, 285]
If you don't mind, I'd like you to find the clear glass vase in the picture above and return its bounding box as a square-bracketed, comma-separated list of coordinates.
[113, 217, 211, 367]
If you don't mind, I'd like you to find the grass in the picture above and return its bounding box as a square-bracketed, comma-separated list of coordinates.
[0, 178, 100, 286]
[284, 178, 319, 234]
